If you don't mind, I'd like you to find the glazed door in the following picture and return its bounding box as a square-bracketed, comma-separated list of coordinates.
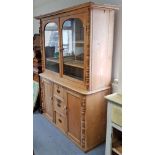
[60, 13, 88, 82]
[42, 79, 54, 122]
[43, 18, 60, 74]
[66, 91, 81, 144]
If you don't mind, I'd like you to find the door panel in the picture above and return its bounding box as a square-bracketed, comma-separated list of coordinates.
[42, 18, 60, 74]
[60, 12, 88, 83]
[62, 18, 84, 81]
[42, 79, 54, 121]
[67, 91, 81, 144]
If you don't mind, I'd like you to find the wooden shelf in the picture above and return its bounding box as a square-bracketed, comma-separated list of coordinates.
[112, 146, 122, 155]
[73, 41, 84, 44]
[112, 123, 122, 132]
[64, 60, 84, 69]
[112, 129, 122, 155]
[46, 57, 83, 68]
[46, 57, 59, 63]
[112, 140, 122, 155]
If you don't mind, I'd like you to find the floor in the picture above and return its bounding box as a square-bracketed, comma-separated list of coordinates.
[33, 112, 105, 155]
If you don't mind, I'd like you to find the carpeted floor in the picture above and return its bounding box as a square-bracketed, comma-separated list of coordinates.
[33, 112, 105, 155]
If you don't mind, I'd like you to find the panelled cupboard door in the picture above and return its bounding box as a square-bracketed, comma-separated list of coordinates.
[67, 91, 82, 144]
[42, 79, 54, 122]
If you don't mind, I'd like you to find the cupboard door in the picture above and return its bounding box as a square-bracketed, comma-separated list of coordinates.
[67, 91, 81, 144]
[43, 18, 60, 74]
[60, 12, 88, 82]
[42, 79, 54, 122]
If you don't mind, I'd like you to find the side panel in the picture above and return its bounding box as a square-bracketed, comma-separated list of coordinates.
[90, 9, 115, 90]
[85, 89, 110, 150]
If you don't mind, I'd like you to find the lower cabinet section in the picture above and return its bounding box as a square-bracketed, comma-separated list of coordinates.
[40, 77, 110, 152]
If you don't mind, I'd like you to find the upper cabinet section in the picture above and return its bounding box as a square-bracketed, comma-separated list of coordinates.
[36, 2, 118, 91]
[44, 22, 59, 73]
[42, 11, 88, 82]
[62, 18, 84, 81]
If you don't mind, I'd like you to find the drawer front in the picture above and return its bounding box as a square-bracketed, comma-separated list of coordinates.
[54, 97, 66, 115]
[112, 105, 122, 126]
[54, 84, 64, 99]
[55, 112, 67, 133]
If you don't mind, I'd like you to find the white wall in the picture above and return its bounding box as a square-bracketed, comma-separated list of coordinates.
[33, 0, 122, 93]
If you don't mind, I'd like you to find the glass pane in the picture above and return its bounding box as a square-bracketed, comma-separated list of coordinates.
[62, 18, 84, 81]
[45, 22, 59, 73]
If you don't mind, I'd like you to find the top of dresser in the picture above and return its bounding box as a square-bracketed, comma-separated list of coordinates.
[39, 72, 110, 95]
[35, 2, 119, 20]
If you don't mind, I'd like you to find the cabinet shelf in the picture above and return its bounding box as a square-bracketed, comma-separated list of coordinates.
[112, 134, 122, 155]
[46, 57, 59, 63]
[64, 60, 84, 69]
[73, 41, 84, 44]
[112, 141, 122, 155]
[112, 147, 122, 155]
[46, 58, 83, 69]
[112, 127, 122, 155]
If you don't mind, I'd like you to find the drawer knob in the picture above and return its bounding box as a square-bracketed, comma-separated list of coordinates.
[57, 89, 60, 93]
[58, 119, 62, 123]
[57, 103, 61, 107]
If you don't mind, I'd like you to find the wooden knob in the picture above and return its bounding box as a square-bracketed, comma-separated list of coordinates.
[58, 119, 62, 123]
[57, 103, 61, 107]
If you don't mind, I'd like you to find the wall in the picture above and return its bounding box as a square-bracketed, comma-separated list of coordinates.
[33, 0, 122, 93]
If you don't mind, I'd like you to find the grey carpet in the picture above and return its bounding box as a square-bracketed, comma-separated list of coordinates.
[33, 112, 105, 155]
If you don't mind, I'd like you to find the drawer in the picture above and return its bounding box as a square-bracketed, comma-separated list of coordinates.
[112, 105, 122, 127]
[54, 84, 64, 99]
[54, 97, 67, 115]
[55, 112, 67, 133]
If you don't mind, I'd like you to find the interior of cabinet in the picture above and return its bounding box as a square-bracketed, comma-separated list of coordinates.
[112, 128, 122, 155]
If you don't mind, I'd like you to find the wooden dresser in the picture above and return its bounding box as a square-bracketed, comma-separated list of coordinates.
[35, 2, 118, 152]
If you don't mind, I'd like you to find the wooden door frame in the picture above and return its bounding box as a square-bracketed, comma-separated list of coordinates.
[41, 17, 60, 76]
[59, 12, 89, 87]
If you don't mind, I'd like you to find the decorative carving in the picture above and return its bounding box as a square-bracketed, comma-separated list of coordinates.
[81, 97, 86, 148]
[85, 12, 90, 90]
[40, 79, 45, 112]
[39, 20, 45, 71]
